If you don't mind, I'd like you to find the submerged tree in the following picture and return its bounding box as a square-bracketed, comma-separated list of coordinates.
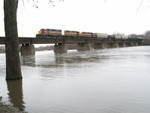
[4, 0, 22, 80]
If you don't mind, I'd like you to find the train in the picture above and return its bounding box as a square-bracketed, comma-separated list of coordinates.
[36, 28, 130, 40]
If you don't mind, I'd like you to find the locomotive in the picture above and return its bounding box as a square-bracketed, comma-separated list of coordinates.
[37, 29, 62, 36]
[36, 28, 129, 39]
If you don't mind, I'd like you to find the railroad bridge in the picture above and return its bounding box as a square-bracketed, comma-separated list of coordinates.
[0, 36, 142, 55]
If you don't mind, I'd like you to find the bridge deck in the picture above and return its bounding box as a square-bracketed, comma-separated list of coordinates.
[0, 37, 141, 44]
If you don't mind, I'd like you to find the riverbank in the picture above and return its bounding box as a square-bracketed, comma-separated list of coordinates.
[0, 97, 27, 113]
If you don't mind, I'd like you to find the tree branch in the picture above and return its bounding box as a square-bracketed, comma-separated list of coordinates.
[104, 0, 108, 3]
[136, 0, 144, 11]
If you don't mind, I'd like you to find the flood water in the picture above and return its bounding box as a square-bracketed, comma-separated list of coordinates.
[0, 46, 150, 113]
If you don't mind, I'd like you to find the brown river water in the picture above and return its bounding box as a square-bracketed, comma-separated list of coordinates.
[0, 46, 150, 113]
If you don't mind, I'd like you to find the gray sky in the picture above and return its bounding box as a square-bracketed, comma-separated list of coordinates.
[1, 0, 150, 37]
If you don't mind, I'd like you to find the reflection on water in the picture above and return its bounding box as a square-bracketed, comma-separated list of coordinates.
[21, 55, 35, 66]
[54, 50, 109, 67]
[6, 80, 25, 111]
[1, 46, 150, 113]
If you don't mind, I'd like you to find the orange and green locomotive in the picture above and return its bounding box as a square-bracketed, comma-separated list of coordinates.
[36, 29, 62, 37]
[36, 29, 97, 38]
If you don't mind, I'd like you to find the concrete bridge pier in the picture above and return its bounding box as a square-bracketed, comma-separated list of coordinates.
[134, 42, 139, 46]
[126, 42, 138, 47]
[119, 42, 126, 47]
[94, 43, 107, 49]
[127, 42, 137, 47]
[54, 43, 68, 54]
[20, 44, 35, 56]
[125, 42, 131, 47]
[107, 43, 119, 48]
[130, 42, 135, 46]
[114, 43, 119, 48]
[77, 43, 93, 51]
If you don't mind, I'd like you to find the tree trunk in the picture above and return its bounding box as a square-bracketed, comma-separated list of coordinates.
[4, 0, 22, 80]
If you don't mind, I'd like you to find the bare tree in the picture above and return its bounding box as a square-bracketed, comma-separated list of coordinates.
[136, 0, 150, 11]
[144, 31, 150, 39]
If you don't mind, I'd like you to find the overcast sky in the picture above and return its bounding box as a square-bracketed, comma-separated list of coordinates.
[1, 0, 150, 37]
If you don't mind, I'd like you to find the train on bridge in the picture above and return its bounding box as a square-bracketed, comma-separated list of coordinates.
[36, 28, 135, 40]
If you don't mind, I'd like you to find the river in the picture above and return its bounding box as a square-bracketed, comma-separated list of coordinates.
[0, 46, 150, 113]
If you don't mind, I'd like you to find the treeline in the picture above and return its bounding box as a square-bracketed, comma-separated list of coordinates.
[35, 44, 77, 51]
[0, 44, 77, 53]
[0, 46, 5, 53]
[35, 45, 54, 51]
[130, 30, 150, 39]
[144, 31, 150, 39]
[0, 45, 54, 53]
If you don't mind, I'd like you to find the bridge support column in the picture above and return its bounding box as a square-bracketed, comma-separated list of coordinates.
[20, 44, 35, 56]
[119, 42, 126, 47]
[94, 43, 107, 49]
[134, 42, 139, 46]
[125, 42, 131, 47]
[127, 42, 135, 47]
[54, 43, 68, 54]
[77, 43, 93, 51]
[131, 42, 135, 46]
[107, 43, 119, 48]
[114, 43, 119, 48]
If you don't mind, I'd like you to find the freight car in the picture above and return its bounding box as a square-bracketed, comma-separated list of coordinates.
[108, 34, 129, 39]
[96, 33, 108, 39]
